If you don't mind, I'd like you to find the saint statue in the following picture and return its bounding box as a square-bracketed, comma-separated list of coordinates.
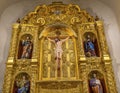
[13, 76, 30, 93]
[90, 74, 103, 93]
[47, 36, 69, 70]
[84, 35, 96, 57]
[21, 36, 33, 59]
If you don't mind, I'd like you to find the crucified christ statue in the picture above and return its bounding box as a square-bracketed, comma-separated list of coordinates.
[47, 36, 70, 70]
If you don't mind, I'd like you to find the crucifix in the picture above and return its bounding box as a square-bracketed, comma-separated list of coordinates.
[47, 30, 69, 77]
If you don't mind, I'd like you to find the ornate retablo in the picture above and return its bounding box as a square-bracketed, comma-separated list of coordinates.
[2, 2, 117, 93]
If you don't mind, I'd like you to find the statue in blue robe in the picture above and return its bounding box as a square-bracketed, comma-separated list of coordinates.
[17, 76, 30, 93]
[84, 35, 96, 57]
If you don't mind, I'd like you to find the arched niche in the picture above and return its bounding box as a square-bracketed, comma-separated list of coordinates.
[39, 24, 78, 79]
[88, 70, 107, 93]
[83, 32, 99, 57]
[18, 34, 33, 59]
[39, 23, 77, 38]
[13, 72, 30, 93]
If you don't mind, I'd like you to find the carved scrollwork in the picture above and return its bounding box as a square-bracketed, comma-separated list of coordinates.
[2, 2, 117, 93]
[71, 17, 79, 24]
[37, 18, 45, 25]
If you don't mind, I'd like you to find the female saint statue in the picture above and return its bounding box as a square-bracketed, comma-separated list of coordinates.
[13, 75, 30, 93]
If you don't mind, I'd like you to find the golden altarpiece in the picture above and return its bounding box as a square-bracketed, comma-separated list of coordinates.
[2, 2, 118, 93]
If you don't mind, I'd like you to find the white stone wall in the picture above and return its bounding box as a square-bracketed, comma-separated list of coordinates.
[0, 0, 120, 92]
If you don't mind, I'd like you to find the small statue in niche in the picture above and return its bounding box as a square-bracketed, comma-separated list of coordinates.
[21, 36, 33, 59]
[90, 73, 103, 93]
[13, 75, 30, 93]
[84, 35, 96, 57]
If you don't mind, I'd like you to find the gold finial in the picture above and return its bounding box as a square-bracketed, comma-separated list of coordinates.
[16, 18, 21, 23]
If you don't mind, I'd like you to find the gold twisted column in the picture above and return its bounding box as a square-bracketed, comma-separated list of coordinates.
[96, 21, 117, 93]
[104, 60, 118, 93]
[31, 26, 39, 60]
[77, 26, 89, 93]
[30, 69, 38, 93]
[2, 23, 20, 93]
[79, 62, 89, 93]
[8, 23, 20, 60]
[2, 68, 13, 93]
[29, 26, 39, 93]
[96, 21, 110, 60]
[77, 26, 86, 61]
[39, 37, 44, 80]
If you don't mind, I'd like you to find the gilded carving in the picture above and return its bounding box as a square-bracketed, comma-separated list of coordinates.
[2, 2, 117, 93]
